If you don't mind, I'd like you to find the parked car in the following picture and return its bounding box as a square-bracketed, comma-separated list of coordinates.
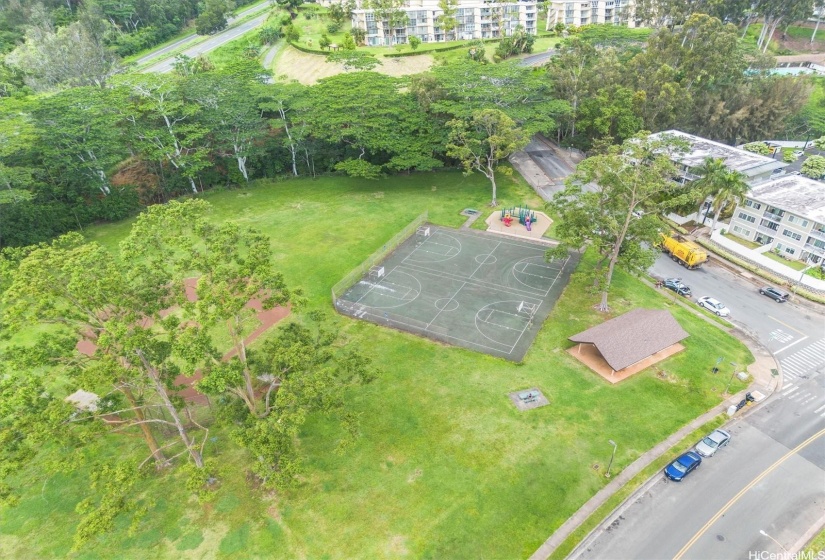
[663, 278, 692, 297]
[695, 429, 731, 458]
[759, 286, 789, 302]
[697, 296, 730, 317]
[664, 451, 702, 481]
[793, 150, 805, 158]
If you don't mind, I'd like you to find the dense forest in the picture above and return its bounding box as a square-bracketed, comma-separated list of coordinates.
[0, 4, 816, 250]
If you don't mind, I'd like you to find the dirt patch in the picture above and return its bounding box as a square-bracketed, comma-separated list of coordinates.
[273, 46, 434, 85]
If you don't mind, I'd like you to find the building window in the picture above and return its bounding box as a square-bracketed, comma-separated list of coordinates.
[738, 212, 756, 224]
[784, 246, 796, 255]
[745, 200, 762, 211]
[787, 215, 809, 228]
[782, 229, 802, 241]
[733, 225, 751, 237]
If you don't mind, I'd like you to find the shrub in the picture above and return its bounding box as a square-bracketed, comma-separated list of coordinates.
[409, 36, 421, 51]
[327, 22, 341, 34]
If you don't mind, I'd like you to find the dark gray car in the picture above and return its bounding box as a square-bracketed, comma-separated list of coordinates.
[759, 286, 788, 302]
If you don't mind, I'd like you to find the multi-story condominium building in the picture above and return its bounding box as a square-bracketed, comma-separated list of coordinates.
[350, 0, 538, 46]
[727, 175, 825, 266]
[650, 130, 788, 185]
[546, 0, 637, 28]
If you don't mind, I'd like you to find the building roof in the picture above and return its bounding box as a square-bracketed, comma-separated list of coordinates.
[568, 309, 689, 372]
[747, 175, 825, 223]
[652, 130, 787, 178]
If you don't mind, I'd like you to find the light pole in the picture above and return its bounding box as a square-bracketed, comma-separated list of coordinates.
[792, 263, 816, 300]
[725, 362, 738, 395]
[759, 529, 788, 553]
[606, 439, 617, 478]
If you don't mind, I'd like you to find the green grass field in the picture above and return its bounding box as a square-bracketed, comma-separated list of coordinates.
[0, 170, 752, 559]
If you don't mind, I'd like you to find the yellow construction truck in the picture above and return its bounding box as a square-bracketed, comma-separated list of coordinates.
[659, 233, 708, 269]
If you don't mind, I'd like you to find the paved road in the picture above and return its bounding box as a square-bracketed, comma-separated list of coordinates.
[141, 5, 271, 73]
[519, 49, 556, 67]
[571, 257, 825, 560]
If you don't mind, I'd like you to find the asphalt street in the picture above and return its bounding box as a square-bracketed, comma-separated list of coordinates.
[571, 256, 825, 560]
[141, 7, 270, 73]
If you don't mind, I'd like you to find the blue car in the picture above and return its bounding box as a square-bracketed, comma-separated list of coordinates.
[664, 451, 702, 481]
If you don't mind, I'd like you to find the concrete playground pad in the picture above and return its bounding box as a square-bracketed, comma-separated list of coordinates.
[335, 225, 579, 361]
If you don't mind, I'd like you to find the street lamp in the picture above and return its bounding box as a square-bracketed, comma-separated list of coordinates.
[792, 263, 817, 299]
[725, 362, 738, 395]
[606, 439, 617, 478]
[759, 529, 788, 553]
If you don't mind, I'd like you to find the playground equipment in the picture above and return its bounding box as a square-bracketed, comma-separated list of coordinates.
[501, 207, 538, 229]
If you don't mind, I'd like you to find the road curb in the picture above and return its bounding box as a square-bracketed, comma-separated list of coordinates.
[528, 280, 783, 560]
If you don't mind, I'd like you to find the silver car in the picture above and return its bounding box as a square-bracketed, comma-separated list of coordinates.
[695, 429, 731, 457]
[697, 296, 730, 317]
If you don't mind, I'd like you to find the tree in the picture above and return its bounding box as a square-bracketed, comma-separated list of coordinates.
[226, 313, 376, 488]
[119, 75, 209, 195]
[6, 11, 120, 91]
[1, 232, 205, 470]
[409, 35, 421, 50]
[257, 81, 309, 177]
[436, 0, 459, 41]
[707, 168, 749, 232]
[742, 142, 771, 155]
[802, 155, 825, 178]
[196, 0, 232, 35]
[426, 61, 569, 136]
[446, 109, 528, 206]
[577, 86, 643, 143]
[547, 132, 689, 311]
[351, 27, 367, 46]
[544, 38, 600, 139]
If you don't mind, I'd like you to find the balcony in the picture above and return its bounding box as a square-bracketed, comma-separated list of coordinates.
[756, 224, 780, 236]
[809, 228, 825, 242]
[762, 211, 783, 223]
[804, 242, 825, 255]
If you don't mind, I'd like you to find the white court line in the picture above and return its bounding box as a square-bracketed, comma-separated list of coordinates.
[398, 263, 546, 302]
[427, 282, 465, 329]
[358, 310, 513, 352]
[355, 266, 421, 309]
[478, 309, 530, 332]
[469, 241, 502, 279]
[782, 386, 800, 396]
[775, 336, 810, 354]
[474, 300, 530, 350]
[403, 232, 462, 264]
[813, 403, 825, 414]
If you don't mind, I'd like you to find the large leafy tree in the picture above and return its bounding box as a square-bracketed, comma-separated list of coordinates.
[446, 108, 529, 206]
[547, 132, 689, 311]
[425, 61, 569, 136]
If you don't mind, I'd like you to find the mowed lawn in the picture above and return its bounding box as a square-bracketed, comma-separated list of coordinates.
[0, 170, 752, 559]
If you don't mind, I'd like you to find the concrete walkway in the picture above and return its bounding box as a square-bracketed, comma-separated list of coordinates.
[528, 282, 781, 560]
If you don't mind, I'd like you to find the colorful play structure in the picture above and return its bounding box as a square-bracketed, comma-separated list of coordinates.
[501, 207, 537, 231]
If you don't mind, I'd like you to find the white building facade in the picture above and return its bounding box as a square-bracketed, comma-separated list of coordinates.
[350, 0, 538, 46]
[546, 0, 637, 28]
[728, 176, 825, 266]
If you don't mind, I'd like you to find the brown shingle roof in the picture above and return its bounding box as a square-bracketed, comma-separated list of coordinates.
[568, 309, 689, 371]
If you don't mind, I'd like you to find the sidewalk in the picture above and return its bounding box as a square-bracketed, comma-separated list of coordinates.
[708, 229, 825, 292]
[529, 283, 781, 560]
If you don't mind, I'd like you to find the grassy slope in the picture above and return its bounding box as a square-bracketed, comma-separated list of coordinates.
[0, 170, 752, 559]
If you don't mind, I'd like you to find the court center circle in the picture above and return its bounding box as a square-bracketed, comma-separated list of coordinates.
[475, 254, 497, 265]
[434, 298, 460, 312]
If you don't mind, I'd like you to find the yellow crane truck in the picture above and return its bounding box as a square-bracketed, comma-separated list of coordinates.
[659, 233, 708, 269]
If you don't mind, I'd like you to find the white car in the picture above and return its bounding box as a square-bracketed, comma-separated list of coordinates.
[697, 296, 730, 317]
[793, 150, 804, 158]
[695, 429, 731, 457]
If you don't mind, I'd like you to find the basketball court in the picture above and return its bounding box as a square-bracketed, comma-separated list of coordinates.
[335, 225, 579, 361]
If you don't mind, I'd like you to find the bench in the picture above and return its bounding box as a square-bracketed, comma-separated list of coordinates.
[518, 390, 540, 403]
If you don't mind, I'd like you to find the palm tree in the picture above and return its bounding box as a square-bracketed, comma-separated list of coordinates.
[708, 169, 749, 232]
[691, 157, 727, 226]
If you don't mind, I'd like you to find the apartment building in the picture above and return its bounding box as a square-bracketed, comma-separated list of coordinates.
[546, 0, 637, 28]
[350, 0, 538, 46]
[728, 175, 825, 266]
[650, 130, 788, 185]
